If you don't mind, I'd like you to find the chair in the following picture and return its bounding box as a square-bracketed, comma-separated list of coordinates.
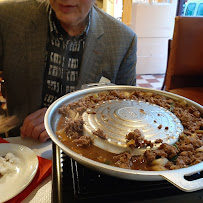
[162, 16, 203, 106]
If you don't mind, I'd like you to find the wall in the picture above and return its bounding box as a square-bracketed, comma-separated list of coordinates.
[129, 1, 178, 74]
[96, 0, 122, 19]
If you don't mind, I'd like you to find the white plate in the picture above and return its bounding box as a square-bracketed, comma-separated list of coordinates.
[0, 143, 38, 202]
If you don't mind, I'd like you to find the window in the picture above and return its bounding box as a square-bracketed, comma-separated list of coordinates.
[196, 3, 203, 15]
[185, 3, 196, 16]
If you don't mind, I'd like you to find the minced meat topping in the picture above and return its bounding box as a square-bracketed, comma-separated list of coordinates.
[56, 90, 203, 171]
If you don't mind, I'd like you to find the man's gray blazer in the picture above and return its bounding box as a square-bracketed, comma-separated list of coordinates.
[0, 0, 137, 125]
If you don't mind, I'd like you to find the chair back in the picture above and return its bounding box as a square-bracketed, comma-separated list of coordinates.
[165, 16, 203, 91]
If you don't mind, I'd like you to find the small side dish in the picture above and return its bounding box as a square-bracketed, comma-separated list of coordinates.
[0, 143, 39, 202]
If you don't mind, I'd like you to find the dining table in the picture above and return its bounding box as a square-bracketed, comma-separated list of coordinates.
[4, 136, 52, 203]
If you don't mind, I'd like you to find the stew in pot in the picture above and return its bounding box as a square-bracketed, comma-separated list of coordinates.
[56, 90, 203, 171]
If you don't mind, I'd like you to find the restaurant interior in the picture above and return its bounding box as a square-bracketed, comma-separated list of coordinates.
[0, 0, 203, 203]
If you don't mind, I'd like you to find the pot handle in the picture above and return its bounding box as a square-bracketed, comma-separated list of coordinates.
[160, 164, 203, 192]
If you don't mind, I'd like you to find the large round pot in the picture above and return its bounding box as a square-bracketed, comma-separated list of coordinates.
[44, 85, 203, 192]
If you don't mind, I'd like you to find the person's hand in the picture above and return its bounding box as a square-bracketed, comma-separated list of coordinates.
[20, 108, 49, 142]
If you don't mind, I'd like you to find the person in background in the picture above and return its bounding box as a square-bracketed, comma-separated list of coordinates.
[0, 0, 137, 142]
